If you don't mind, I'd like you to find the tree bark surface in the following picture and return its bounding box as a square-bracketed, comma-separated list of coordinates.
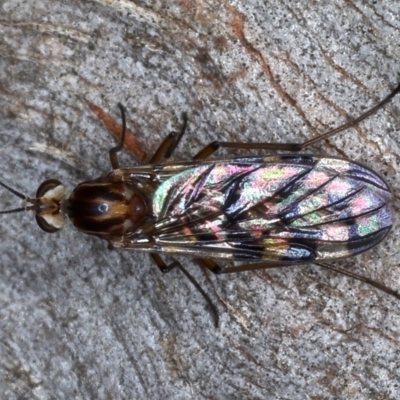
[0, 1, 400, 399]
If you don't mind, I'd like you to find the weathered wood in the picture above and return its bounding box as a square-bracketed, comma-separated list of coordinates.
[0, 1, 400, 398]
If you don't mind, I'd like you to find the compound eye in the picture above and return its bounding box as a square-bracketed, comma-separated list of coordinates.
[36, 179, 63, 198]
[35, 214, 62, 233]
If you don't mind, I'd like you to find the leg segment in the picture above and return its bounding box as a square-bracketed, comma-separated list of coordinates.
[149, 113, 188, 163]
[197, 258, 400, 301]
[196, 258, 292, 274]
[109, 108, 188, 167]
[151, 253, 180, 273]
[193, 82, 400, 160]
[150, 253, 219, 327]
[315, 262, 400, 300]
[109, 103, 127, 170]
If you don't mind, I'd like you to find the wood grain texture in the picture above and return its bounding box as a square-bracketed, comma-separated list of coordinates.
[1, 1, 400, 399]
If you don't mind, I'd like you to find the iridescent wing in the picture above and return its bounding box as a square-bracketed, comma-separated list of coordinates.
[148, 155, 392, 263]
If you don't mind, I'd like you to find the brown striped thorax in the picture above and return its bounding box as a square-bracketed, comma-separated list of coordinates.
[2, 83, 400, 325]
[66, 178, 148, 237]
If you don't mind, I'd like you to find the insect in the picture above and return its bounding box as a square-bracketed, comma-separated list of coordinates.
[1, 82, 400, 326]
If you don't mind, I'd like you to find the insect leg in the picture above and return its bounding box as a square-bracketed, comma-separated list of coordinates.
[315, 262, 400, 300]
[109, 103, 127, 170]
[150, 113, 188, 163]
[193, 82, 400, 159]
[151, 253, 180, 273]
[150, 253, 219, 327]
[196, 258, 223, 273]
[197, 258, 288, 274]
[198, 258, 400, 301]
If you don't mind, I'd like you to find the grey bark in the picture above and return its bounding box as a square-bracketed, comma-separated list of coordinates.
[0, 0, 400, 399]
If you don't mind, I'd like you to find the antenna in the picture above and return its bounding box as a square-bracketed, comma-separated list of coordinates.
[0, 180, 27, 200]
[0, 180, 32, 214]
